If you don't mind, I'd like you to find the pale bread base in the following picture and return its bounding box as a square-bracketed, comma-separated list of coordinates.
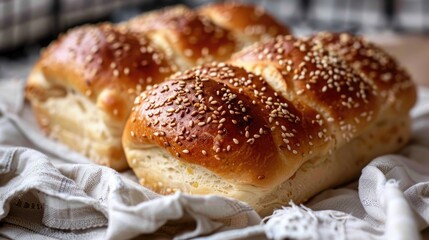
[30, 89, 128, 171]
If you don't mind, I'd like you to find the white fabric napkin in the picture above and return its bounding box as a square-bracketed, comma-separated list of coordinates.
[1, 78, 429, 240]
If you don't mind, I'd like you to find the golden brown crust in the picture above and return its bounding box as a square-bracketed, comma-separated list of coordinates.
[310, 32, 417, 113]
[124, 5, 237, 68]
[198, 2, 290, 46]
[230, 35, 380, 143]
[27, 23, 174, 123]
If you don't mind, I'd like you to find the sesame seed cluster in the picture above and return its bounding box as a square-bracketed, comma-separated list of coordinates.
[312, 32, 410, 92]
[231, 35, 382, 143]
[311, 32, 416, 112]
[41, 23, 173, 98]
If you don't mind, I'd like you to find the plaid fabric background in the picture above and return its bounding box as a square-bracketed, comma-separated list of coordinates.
[0, 0, 157, 52]
[0, 0, 429, 52]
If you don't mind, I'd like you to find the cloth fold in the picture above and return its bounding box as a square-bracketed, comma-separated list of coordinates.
[0, 147, 260, 240]
[1, 78, 429, 239]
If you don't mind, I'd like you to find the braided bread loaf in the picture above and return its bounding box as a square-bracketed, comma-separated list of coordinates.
[122, 33, 416, 216]
[25, 3, 288, 171]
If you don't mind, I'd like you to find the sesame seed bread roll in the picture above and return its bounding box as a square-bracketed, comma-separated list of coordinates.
[123, 63, 331, 193]
[26, 24, 175, 170]
[123, 35, 416, 216]
[198, 2, 290, 48]
[122, 5, 237, 70]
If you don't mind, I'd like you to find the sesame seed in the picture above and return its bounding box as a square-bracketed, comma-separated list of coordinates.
[124, 68, 130, 75]
[182, 149, 190, 154]
[322, 86, 328, 92]
[233, 138, 239, 144]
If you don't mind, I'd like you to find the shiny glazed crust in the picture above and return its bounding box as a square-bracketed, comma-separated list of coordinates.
[123, 5, 236, 70]
[198, 2, 290, 47]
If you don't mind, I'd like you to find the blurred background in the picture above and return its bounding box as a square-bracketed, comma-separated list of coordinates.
[1, 0, 429, 82]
